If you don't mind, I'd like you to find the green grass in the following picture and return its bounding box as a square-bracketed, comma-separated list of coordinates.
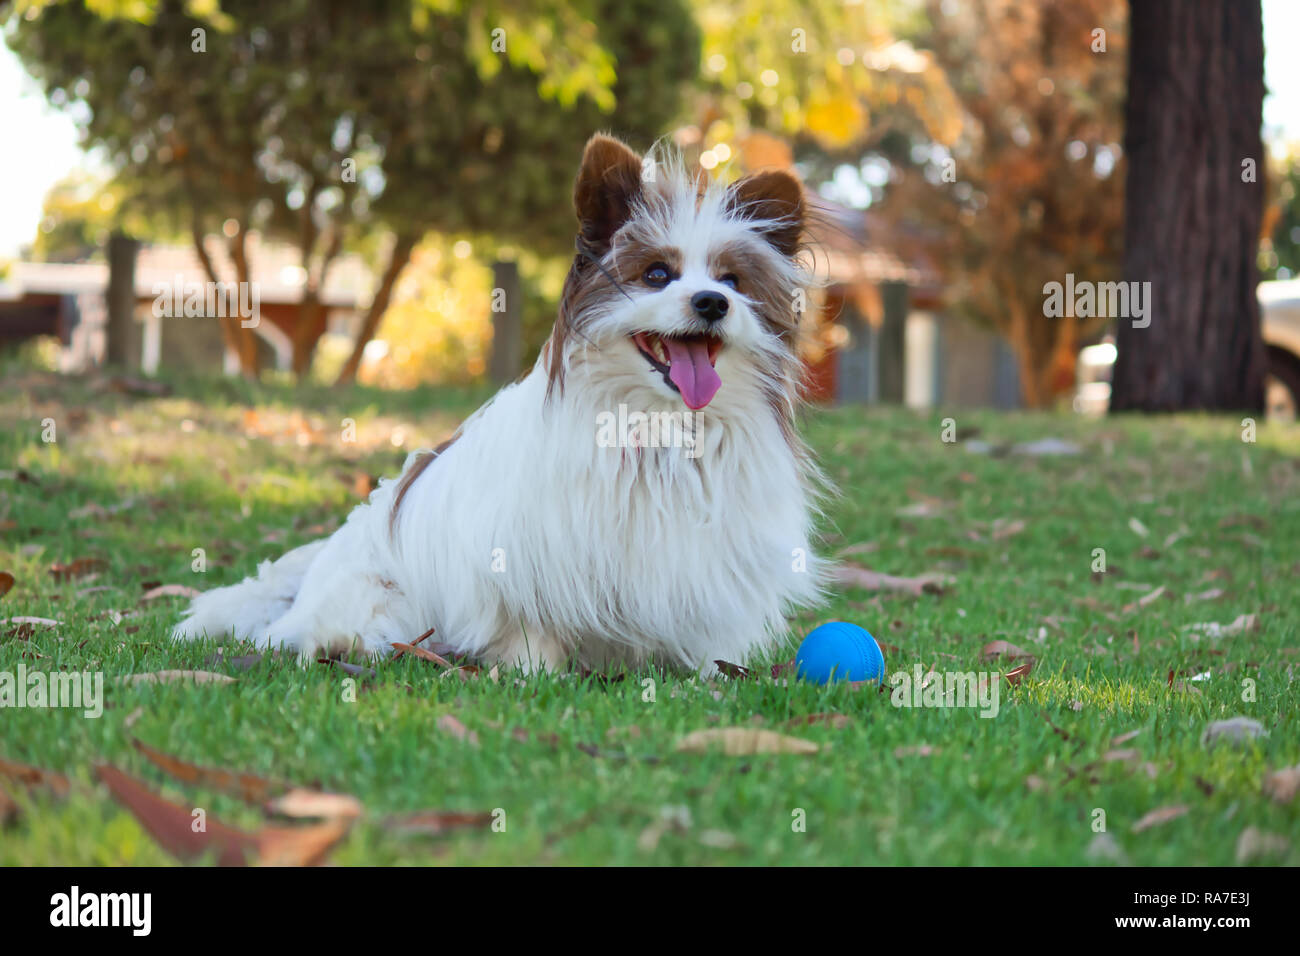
[1, 360, 1298, 865]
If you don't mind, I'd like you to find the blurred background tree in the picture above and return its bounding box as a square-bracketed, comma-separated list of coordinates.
[6, 0, 697, 380]
[876, 0, 1127, 408]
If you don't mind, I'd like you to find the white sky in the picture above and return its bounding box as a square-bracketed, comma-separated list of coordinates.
[2, 1, 1299, 258]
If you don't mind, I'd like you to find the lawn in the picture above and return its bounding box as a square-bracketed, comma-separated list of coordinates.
[1, 360, 1298, 865]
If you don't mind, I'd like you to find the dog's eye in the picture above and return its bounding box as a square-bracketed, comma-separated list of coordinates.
[719, 273, 740, 290]
[643, 263, 673, 288]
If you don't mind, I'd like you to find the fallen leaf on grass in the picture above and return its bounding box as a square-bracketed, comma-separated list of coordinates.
[140, 584, 201, 602]
[1262, 766, 1300, 805]
[713, 660, 752, 679]
[1112, 729, 1142, 746]
[383, 809, 494, 835]
[980, 640, 1035, 662]
[131, 738, 280, 803]
[782, 713, 850, 730]
[120, 670, 235, 686]
[1128, 517, 1149, 538]
[390, 642, 453, 667]
[0, 572, 13, 599]
[1131, 805, 1188, 833]
[0, 756, 71, 798]
[266, 788, 364, 820]
[1184, 587, 1225, 604]
[1002, 662, 1034, 686]
[675, 727, 818, 755]
[436, 714, 479, 747]
[833, 564, 954, 597]
[97, 765, 349, 866]
[1185, 614, 1258, 640]
[1201, 716, 1267, 746]
[991, 519, 1026, 540]
[894, 745, 939, 757]
[1235, 826, 1290, 864]
[1122, 585, 1167, 614]
[316, 658, 378, 680]
[1, 616, 61, 630]
[49, 558, 107, 582]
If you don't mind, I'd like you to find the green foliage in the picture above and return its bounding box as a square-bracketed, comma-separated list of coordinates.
[6, 0, 698, 254]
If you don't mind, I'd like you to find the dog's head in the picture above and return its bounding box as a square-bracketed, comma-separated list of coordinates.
[548, 134, 808, 415]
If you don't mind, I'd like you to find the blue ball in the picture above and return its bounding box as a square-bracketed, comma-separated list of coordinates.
[795, 622, 885, 684]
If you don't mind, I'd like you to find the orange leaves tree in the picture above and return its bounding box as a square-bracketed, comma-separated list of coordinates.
[881, 0, 1127, 407]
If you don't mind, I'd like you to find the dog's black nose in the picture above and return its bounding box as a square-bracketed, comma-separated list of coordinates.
[691, 290, 729, 322]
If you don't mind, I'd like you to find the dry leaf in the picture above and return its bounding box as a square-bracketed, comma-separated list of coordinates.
[1003, 662, 1034, 685]
[384, 809, 494, 834]
[1, 616, 61, 628]
[390, 641, 453, 667]
[50, 557, 107, 581]
[833, 564, 954, 597]
[1131, 804, 1189, 833]
[97, 765, 349, 866]
[783, 713, 850, 729]
[436, 714, 479, 747]
[1128, 517, 1149, 538]
[991, 519, 1026, 540]
[140, 584, 201, 601]
[0, 572, 13, 599]
[1185, 614, 1258, 639]
[713, 660, 752, 679]
[120, 670, 236, 686]
[1262, 765, 1300, 805]
[980, 640, 1035, 661]
[675, 727, 819, 755]
[1235, 826, 1290, 864]
[0, 756, 71, 798]
[1122, 585, 1167, 614]
[894, 745, 939, 757]
[131, 738, 280, 803]
[266, 788, 364, 820]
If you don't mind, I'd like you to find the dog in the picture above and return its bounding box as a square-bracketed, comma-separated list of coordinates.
[172, 134, 827, 674]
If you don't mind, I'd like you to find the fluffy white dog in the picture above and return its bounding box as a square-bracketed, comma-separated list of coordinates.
[173, 135, 826, 673]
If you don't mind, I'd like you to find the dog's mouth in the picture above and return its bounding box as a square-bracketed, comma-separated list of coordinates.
[631, 332, 724, 410]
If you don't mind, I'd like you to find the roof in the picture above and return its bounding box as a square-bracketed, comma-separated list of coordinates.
[805, 198, 943, 291]
[0, 233, 373, 307]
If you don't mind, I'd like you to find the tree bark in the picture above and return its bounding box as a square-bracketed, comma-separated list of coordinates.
[336, 232, 418, 386]
[488, 259, 523, 385]
[1111, 0, 1266, 412]
[225, 222, 261, 379]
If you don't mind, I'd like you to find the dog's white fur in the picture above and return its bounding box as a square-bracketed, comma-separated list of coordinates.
[173, 138, 826, 673]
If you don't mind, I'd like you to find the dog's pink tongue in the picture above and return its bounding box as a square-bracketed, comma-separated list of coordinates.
[665, 338, 721, 409]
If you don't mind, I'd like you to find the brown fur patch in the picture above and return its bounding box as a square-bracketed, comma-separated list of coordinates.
[389, 435, 457, 536]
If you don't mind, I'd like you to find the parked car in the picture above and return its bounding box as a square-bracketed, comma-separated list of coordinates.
[1074, 279, 1300, 419]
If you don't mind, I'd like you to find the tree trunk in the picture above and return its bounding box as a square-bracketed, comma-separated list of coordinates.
[336, 232, 418, 386]
[488, 259, 523, 385]
[1111, 0, 1265, 412]
[190, 227, 243, 362]
[225, 223, 261, 379]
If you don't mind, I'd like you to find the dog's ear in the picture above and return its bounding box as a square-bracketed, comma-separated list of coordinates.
[574, 134, 644, 248]
[728, 170, 805, 257]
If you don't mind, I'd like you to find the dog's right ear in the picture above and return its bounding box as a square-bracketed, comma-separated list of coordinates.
[574, 134, 643, 249]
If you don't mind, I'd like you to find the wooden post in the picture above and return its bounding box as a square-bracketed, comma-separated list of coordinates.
[488, 259, 522, 384]
[876, 280, 909, 404]
[105, 232, 141, 369]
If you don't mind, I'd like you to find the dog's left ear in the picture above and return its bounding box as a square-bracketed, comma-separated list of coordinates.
[728, 170, 805, 257]
[574, 134, 644, 249]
